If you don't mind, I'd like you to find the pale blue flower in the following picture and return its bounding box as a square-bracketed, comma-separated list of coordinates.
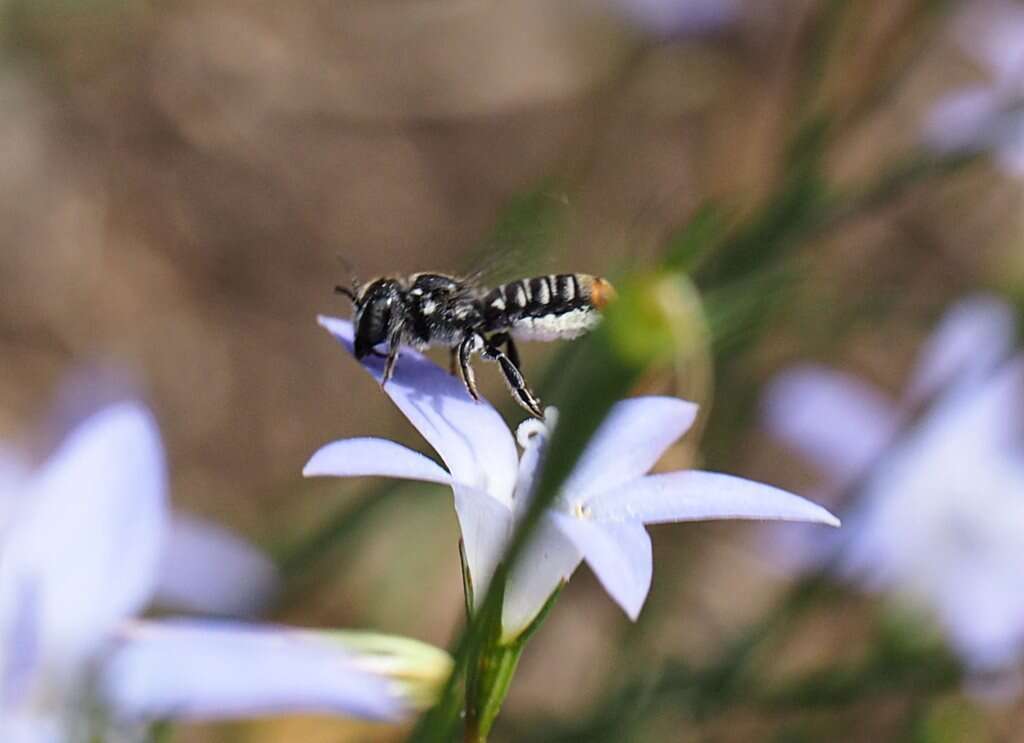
[763, 295, 1024, 679]
[0, 401, 431, 741]
[305, 316, 839, 640]
[924, 0, 1024, 176]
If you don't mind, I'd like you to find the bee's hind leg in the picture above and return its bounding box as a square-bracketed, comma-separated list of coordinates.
[489, 332, 521, 370]
[482, 337, 543, 419]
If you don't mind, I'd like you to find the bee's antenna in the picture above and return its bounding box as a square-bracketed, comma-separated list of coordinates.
[334, 253, 361, 304]
[334, 285, 357, 302]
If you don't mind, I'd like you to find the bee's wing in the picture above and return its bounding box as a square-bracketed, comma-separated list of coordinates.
[457, 187, 573, 290]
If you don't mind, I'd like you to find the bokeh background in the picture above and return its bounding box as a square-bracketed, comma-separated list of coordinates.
[2, 0, 1023, 740]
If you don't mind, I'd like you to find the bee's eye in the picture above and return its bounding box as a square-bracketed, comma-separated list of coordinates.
[354, 297, 392, 358]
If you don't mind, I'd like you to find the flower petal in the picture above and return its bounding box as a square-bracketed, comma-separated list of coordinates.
[606, 0, 740, 37]
[318, 317, 518, 501]
[912, 353, 1024, 459]
[956, 0, 1024, 79]
[152, 514, 280, 617]
[0, 446, 28, 536]
[102, 620, 404, 722]
[0, 403, 167, 666]
[501, 515, 582, 640]
[923, 87, 1004, 154]
[303, 437, 452, 485]
[550, 514, 652, 621]
[907, 294, 1017, 405]
[938, 563, 1024, 672]
[452, 485, 514, 607]
[564, 396, 698, 500]
[588, 471, 840, 527]
[761, 365, 898, 482]
[0, 576, 40, 708]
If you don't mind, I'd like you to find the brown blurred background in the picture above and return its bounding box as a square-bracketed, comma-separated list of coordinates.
[2, 1, 1024, 740]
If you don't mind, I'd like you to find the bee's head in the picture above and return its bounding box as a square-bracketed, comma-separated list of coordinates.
[343, 278, 404, 359]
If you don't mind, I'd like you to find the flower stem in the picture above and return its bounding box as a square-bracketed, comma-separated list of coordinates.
[465, 642, 524, 742]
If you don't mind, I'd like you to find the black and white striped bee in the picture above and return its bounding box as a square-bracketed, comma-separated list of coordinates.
[335, 272, 616, 418]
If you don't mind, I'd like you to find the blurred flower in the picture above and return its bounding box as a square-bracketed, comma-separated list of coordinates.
[602, 0, 740, 38]
[0, 401, 445, 741]
[154, 513, 278, 617]
[102, 622, 449, 723]
[306, 316, 838, 641]
[924, 0, 1024, 176]
[1, 403, 168, 740]
[763, 295, 1024, 680]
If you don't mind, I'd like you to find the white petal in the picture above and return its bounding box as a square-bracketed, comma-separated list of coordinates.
[0, 716, 66, 743]
[907, 294, 1017, 405]
[939, 568, 1024, 672]
[588, 471, 840, 527]
[0, 576, 41, 707]
[102, 620, 403, 722]
[914, 353, 1024, 458]
[452, 484, 515, 608]
[565, 397, 698, 499]
[0, 446, 28, 537]
[303, 437, 452, 485]
[761, 365, 898, 482]
[501, 515, 582, 640]
[551, 514, 652, 621]
[318, 317, 518, 501]
[0, 403, 167, 667]
[152, 514, 280, 617]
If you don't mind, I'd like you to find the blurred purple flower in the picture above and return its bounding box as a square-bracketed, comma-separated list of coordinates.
[306, 316, 838, 640]
[924, 0, 1024, 176]
[603, 0, 740, 39]
[0, 402, 437, 741]
[763, 295, 1024, 679]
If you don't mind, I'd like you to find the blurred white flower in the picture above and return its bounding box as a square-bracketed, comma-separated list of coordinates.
[0, 403, 168, 740]
[102, 622, 450, 723]
[0, 401, 442, 741]
[924, 0, 1024, 176]
[306, 316, 838, 641]
[763, 295, 1024, 679]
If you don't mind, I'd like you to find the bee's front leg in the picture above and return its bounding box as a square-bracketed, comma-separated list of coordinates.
[380, 322, 405, 386]
[456, 335, 483, 401]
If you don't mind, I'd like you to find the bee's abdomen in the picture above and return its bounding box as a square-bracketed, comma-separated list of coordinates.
[482, 274, 614, 342]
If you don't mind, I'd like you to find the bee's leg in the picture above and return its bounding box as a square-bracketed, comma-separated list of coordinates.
[449, 348, 459, 376]
[482, 339, 543, 419]
[381, 323, 404, 386]
[505, 336, 521, 370]
[457, 335, 482, 401]
[489, 332, 521, 370]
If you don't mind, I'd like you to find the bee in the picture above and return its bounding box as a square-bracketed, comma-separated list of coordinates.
[335, 272, 616, 418]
